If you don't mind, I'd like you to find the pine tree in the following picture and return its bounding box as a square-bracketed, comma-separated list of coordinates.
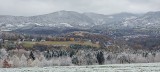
[27, 58, 33, 67]
[20, 54, 27, 67]
[31, 58, 40, 67]
[39, 54, 46, 67]
[12, 55, 20, 67]
[45, 50, 52, 60]
[29, 51, 35, 60]
[96, 51, 105, 65]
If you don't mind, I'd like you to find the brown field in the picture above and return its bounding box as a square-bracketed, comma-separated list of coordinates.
[21, 41, 100, 48]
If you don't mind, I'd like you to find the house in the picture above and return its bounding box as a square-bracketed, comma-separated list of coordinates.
[96, 41, 100, 44]
[4, 40, 8, 42]
[40, 39, 46, 42]
[4, 40, 9, 43]
[17, 39, 22, 44]
[73, 31, 89, 37]
[31, 39, 37, 42]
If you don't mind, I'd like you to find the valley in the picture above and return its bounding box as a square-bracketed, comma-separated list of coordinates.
[0, 11, 160, 68]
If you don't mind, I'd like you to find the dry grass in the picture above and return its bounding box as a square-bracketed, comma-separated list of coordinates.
[21, 41, 100, 48]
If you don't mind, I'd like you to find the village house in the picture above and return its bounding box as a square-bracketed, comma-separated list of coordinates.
[31, 39, 37, 42]
[40, 39, 46, 42]
[17, 39, 22, 44]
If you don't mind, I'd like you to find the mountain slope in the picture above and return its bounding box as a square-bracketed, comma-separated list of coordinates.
[0, 11, 94, 31]
[0, 10, 160, 34]
[122, 11, 160, 29]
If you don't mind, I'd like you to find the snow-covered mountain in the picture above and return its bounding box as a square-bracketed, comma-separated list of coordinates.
[91, 11, 160, 30]
[84, 12, 138, 25]
[0, 11, 138, 30]
[121, 11, 160, 29]
[89, 12, 139, 30]
[0, 11, 94, 30]
[0, 10, 160, 34]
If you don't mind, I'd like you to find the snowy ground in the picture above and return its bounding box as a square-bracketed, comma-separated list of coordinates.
[1, 63, 160, 72]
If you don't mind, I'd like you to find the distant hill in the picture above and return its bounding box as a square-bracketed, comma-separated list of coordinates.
[0, 10, 160, 34]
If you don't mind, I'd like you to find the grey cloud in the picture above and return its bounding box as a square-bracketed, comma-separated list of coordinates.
[0, 0, 159, 16]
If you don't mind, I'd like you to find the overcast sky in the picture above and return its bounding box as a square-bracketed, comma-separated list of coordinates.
[0, 0, 160, 16]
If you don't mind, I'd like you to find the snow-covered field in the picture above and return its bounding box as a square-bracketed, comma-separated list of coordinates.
[0, 63, 160, 72]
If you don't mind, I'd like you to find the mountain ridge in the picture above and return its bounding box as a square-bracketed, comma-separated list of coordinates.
[0, 10, 160, 34]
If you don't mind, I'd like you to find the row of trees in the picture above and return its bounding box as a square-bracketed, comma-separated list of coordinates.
[0, 48, 160, 68]
[0, 32, 76, 42]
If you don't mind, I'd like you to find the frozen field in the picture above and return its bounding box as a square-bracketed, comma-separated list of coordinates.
[0, 63, 160, 72]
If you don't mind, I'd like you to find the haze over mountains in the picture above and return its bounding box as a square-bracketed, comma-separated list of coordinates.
[0, 10, 160, 34]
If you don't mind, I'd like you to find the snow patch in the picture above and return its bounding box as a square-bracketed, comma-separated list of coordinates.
[34, 23, 43, 26]
[108, 16, 114, 19]
[0, 63, 160, 72]
[60, 23, 73, 27]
